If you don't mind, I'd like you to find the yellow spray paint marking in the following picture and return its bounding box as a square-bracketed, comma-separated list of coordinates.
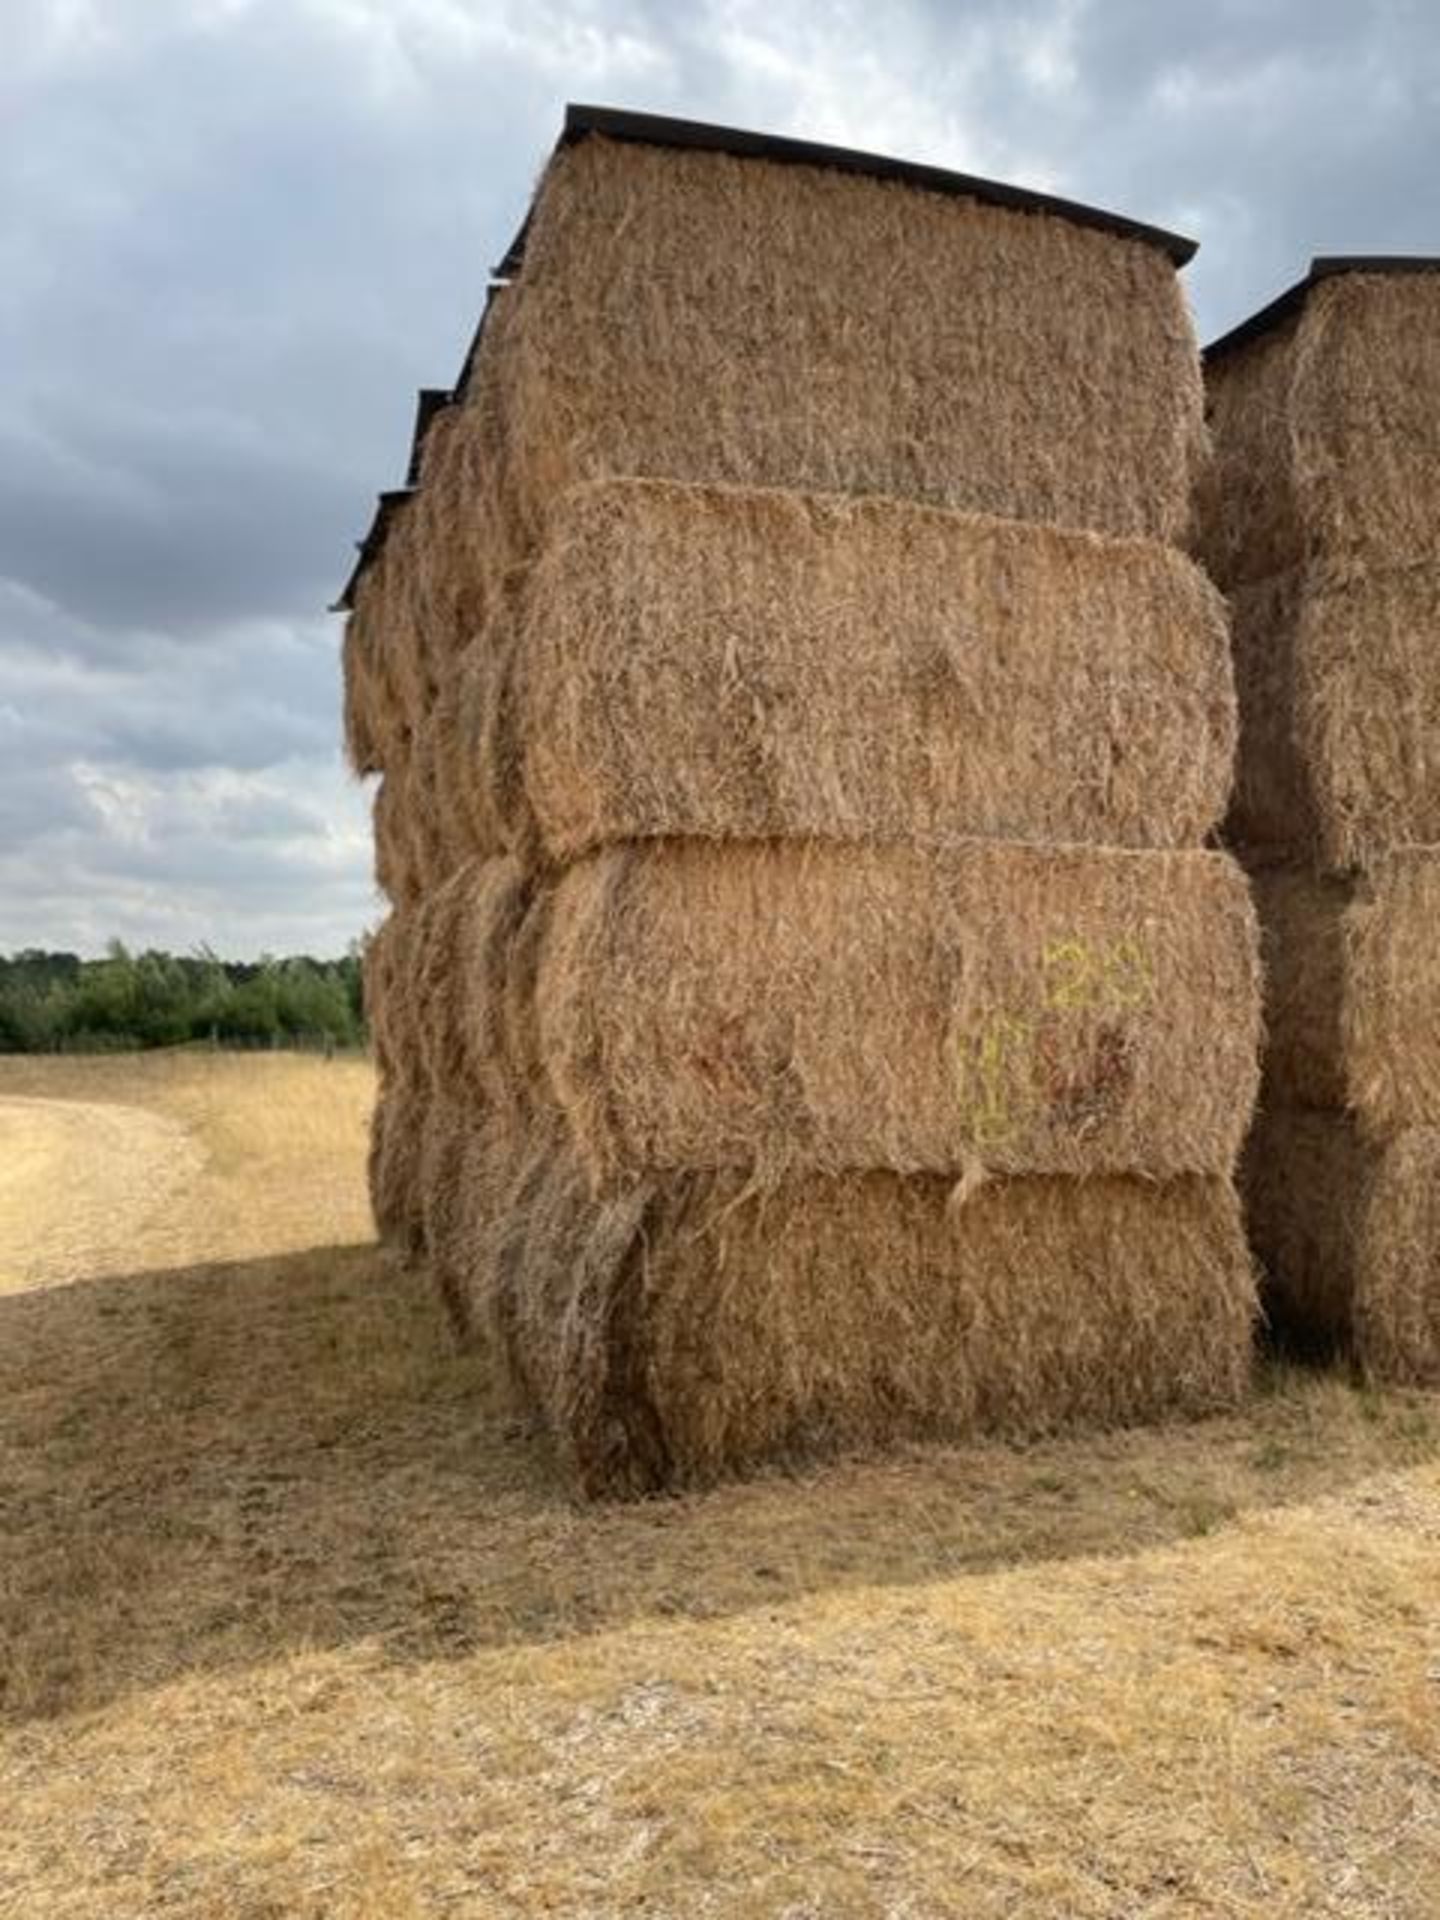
[956, 1011, 1034, 1150]
[1042, 935, 1157, 1013]
[953, 934, 1156, 1148]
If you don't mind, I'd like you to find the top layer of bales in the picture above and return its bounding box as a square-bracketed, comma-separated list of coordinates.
[336, 105, 1208, 617]
[489, 130, 1205, 545]
[335, 283, 514, 621]
[333, 489, 413, 618]
[1206, 256, 1440, 361]
[1199, 263, 1440, 588]
[496, 103, 1198, 275]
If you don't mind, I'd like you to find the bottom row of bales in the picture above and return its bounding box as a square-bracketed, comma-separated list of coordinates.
[367, 841, 1261, 1495]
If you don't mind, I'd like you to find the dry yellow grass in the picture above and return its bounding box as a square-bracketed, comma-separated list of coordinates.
[2, 1050, 1438, 1917]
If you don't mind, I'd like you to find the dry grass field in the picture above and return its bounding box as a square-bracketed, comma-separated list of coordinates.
[2, 1051, 1438, 1917]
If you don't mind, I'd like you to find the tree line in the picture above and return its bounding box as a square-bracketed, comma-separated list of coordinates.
[0, 944, 367, 1053]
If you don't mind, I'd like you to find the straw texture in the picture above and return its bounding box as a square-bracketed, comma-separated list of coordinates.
[494, 137, 1205, 546]
[496, 479, 1236, 861]
[1246, 1108, 1440, 1386]
[535, 840, 1261, 1186]
[482, 1132, 1256, 1494]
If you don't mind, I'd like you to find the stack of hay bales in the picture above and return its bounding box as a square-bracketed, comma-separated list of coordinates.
[343, 107, 1262, 1493]
[1202, 258, 1440, 1384]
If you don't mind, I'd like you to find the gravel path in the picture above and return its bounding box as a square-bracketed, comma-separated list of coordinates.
[0, 1096, 205, 1292]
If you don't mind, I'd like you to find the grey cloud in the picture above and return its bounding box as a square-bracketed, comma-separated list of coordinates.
[0, 763, 97, 842]
[0, 597, 339, 766]
[0, 426, 355, 634]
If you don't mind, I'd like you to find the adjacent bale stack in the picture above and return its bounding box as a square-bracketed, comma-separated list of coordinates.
[1203, 258, 1440, 1383]
[345, 306, 519, 1297]
[341, 108, 1262, 1491]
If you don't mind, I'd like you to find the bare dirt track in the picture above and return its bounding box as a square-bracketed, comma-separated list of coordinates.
[0, 1095, 204, 1292]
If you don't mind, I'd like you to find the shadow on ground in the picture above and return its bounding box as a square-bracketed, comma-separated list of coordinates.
[3, 1243, 1436, 1724]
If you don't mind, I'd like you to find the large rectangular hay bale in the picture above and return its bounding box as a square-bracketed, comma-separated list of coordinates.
[1245, 1107, 1440, 1385]
[1201, 272, 1440, 589]
[374, 864, 542, 1326]
[1226, 561, 1440, 869]
[371, 854, 536, 1105]
[416, 1090, 529, 1341]
[363, 909, 416, 1084]
[503, 479, 1236, 860]
[495, 136, 1204, 545]
[535, 840, 1261, 1184]
[372, 765, 425, 908]
[344, 502, 436, 744]
[1255, 855, 1440, 1129]
[415, 855, 536, 1114]
[480, 1132, 1256, 1495]
[1195, 317, 1302, 591]
[364, 912, 430, 1259]
[368, 1072, 428, 1260]
[342, 296, 519, 774]
[372, 693, 507, 910]
[341, 609, 395, 778]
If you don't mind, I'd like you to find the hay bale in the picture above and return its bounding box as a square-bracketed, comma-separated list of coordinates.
[479, 1132, 1256, 1494]
[416, 1090, 479, 1338]
[373, 675, 512, 909]
[344, 324, 518, 776]
[1203, 272, 1440, 589]
[495, 136, 1205, 546]
[363, 910, 414, 1081]
[345, 505, 436, 744]
[1226, 561, 1440, 870]
[408, 872, 474, 1099]
[374, 845, 532, 1064]
[401, 403, 496, 666]
[385, 860, 549, 1336]
[1194, 318, 1303, 590]
[365, 914, 431, 1259]
[498, 479, 1237, 861]
[409, 289, 522, 665]
[1287, 274, 1440, 573]
[374, 712, 495, 911]
[535, 840, 1261, 1185]
[1245, 1107, 1440, 1385]
[457, 609, 540, 867]
[1255, 854, 1440, 1129]
[448, 1106, 540, 1376]
[424, 647, 508, 874]
[372, 765, 423, 909]
[451, 856, 538, 1118]
[368, 1072, 428, 1260]
[407, 707, 478, 894]
[341, 610, 393, 777]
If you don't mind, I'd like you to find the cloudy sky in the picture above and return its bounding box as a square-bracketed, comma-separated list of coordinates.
[3, 0, 1436, 956]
